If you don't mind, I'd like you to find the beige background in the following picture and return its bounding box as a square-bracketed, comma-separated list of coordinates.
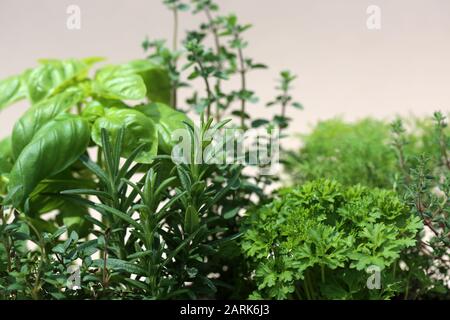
[1, 0, 449, 141]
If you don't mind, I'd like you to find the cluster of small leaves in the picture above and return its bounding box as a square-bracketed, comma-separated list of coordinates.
[390, 112, 450, 296]
[143, 0, 302, 132]
[163, 0, 190, 11]
[182, 12, 260, 128]
[0, 209, 102, 300]
[241, 180, 422, 299]
[284, 118, 398, 188]
[191, 0, 218, 13]
[254, 70, 303, 130]
[183, 37, 226, 116]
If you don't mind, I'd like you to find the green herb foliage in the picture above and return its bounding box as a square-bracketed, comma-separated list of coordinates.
[1, 0, 447, 301]
[390, 112, 450, 298]
[284, 118, 398, 188]
[242, 180, 422, 299]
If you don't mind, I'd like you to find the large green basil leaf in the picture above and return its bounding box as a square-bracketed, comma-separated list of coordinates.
[123, 59, 171, 104]
[28, 169, 96, 215]
[81, 98, 134, 125]
[0, 137, 13, 196]
[92, 107, 158, 163]
[0, 75, 27, 110]
[6, 114, 90, 209]
[0, 137, 13, 173]
[92, 65, 146, 100]
[136, 102, 192, 154]
[11, 88, 84, 159]
[26, 59, 90, 104]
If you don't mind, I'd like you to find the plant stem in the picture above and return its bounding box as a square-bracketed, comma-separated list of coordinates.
[279, 89, 288, 134]
[392, 135, 411, 183]
[235, 34, 247, 129]
[306, 271, 315, 299]
[25, 217, 47, 261]
[31, 263, 42, 300]
[281, 103, 287, 120]
[404, 271, 411, 300]
[172, 8, 178, 52]
[204, 7, 223, 122]
[102, 232, 109, 288]
[415, 173, 440, 237]
[24, 216, 46, 300]
[196, 59, 213, 119]
[302, 280, 312, 300]
[172, 7, 179, 108]
[417, 199, 439, 237]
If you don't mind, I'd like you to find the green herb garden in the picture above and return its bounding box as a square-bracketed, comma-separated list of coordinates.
[0, 0, 448, 300]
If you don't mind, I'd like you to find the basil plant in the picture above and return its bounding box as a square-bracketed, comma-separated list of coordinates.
[0, 57, 189, 226]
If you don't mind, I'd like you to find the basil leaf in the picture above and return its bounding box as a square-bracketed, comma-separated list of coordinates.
[7, 114, 90, 209]
[26, 59, 90, 103]
[0, 137, 13, 196]
[0, 137, 13, 173]
[136, 102, 192, 154]
[123, 59, 171, 104]
[92, 65, 146, 100]
[81, 100, 105, 123]
[92, 107, 158, 163]
[28, 170, 96, 215]
[11, 88, 84, 159]
[0, 75, 27, 110]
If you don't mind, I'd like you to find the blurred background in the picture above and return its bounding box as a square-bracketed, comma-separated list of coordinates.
[1, 0, 449, 143]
